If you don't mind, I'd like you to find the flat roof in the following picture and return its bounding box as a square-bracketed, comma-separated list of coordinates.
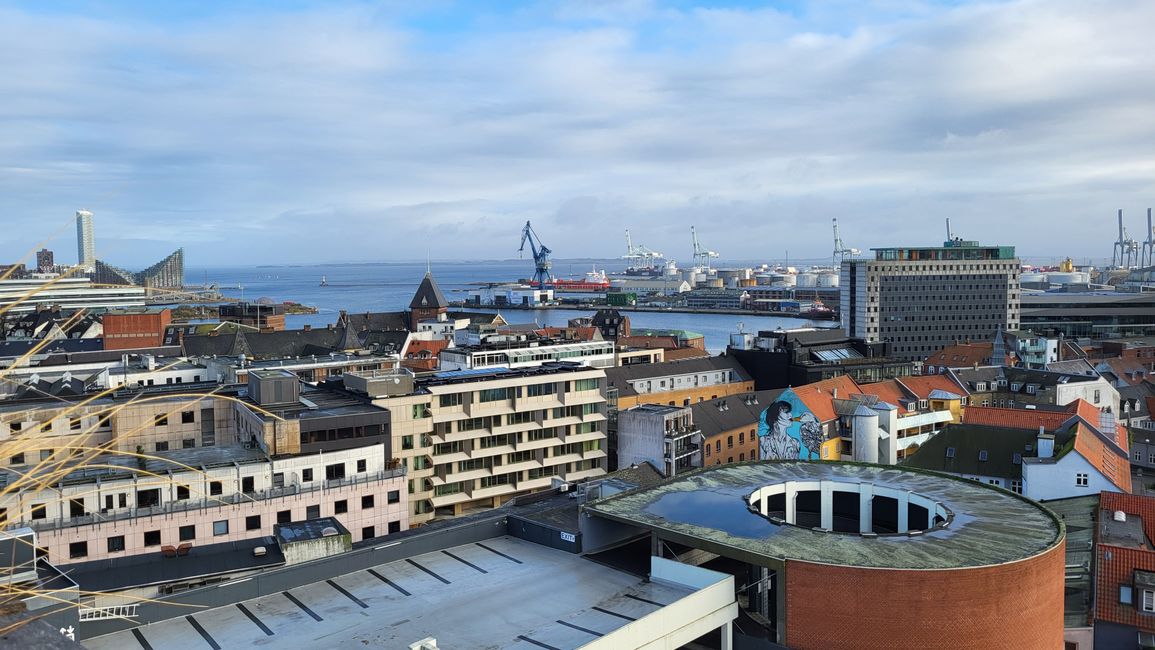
[586, 461, 1063, 569]
[83, 537, 693, 650]
[0, 445, 269, 489]
[67, 536, 285, 592]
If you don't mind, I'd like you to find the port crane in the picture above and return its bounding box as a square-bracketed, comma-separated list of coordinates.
[690, 226, 719, 270]
[832, 218, 860, 265]
[623, 230, 665, 267]
[518, 220, 555, 287]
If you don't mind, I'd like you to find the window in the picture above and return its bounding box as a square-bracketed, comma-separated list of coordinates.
[182, 438, 196, 449]
[362, 526, 375, 540]
[1094, 389, 1101, 404]
[1010, 480, 1022, 494]
[335, 499, 348, 514]
[176, 485, 190, 500]
[9, 453, 23, 465]
[70, 417, 82, 431]
[179, 525, 195, 541]
[388, 490, 400, 504]
[306, 505, 321, 519]
[40, 449, 53, 461]
[1121, 585, 1134, 605]
[31, 504, 46, 520]
[1076, 473, 1089, 487]
[242, 476, 254, 493]
[209, 481, 223, 496]
[574, 378, 599, 392]
[272, 472, 285, 488]
[362, 495, 374, 509]
[479, 387, 511, 403]
[302, 468, 314, 482]
[388, 521, 402, 534]
[181, 411, 195, 424]
[213, 520, 229, 536]
[70, 499, 86, 517]
[402, 435, 414, 450]
[69, 541, 88, 559]
[277, 510, 292, 524]
[439, 393, 464, 407]
[155, 415, 168, 426]
[527, 383, 556, 397]
[411, 403, 431, 419]
[144, 530, 161, 547]
[326, 463, 346, 481]
[357, 459, 367, 473]
[1138, 451, 1144, 462]
[246, 515, 261, 531]
[705, 445, 711, 457]
[107, 535, 125, 553]
[727, 436, 733, 449]
[1144, 590, 1155, 613]
[739, 452, 745, 461]
[738, 432, 744, 444]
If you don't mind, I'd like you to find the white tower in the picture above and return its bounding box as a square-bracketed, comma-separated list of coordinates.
[76, 210, 95, 271]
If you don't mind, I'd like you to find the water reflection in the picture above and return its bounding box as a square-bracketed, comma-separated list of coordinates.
[644, 489, 781, 539]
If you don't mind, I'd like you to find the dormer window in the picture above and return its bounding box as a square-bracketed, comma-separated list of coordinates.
[1026, 385, 1037, 395]
[917, 399, 928, 410]
[1011, 382, 1021, 392]
[976, 382, 987, 392]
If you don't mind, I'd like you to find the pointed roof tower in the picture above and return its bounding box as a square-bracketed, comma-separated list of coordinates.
[409, 272, 448, 311]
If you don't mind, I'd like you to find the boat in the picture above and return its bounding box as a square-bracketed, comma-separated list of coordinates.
[528, 268, 611, 292]
[319, 275, 328, 287]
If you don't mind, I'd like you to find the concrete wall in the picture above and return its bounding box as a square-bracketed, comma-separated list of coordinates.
[1024, 452, 1122, 501]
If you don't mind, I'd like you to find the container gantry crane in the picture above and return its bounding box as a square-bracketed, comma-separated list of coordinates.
[690, 225, 719, 270]
[519, 221, 554, 287]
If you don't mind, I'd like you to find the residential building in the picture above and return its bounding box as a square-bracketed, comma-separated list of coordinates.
[840, 237, 1020, 361]
[35, 248, 54, 273]
[905, 399, 1131, 499]
[101, 308, 172, 350]
[343, 363, 608, 525]
[1092, 491, 1155, 649]
[589, 308, 630, 341]
[728, 327, 912, 390]
[992, 329, 1060, 369]
[439, 338, 615, 371]
[691, 390, 783, 466]
[616, 404, 703, 477]
[94, 249, 185, 291]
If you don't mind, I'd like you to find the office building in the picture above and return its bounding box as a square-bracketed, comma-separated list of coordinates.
[76, 210, 95, 270]
[840, 238, 1020, 361]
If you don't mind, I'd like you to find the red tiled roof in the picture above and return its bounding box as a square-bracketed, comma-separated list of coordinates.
[1102, 492, 1155, 543]
[794, 375, 863, 422]
[924, 342, 993, 367]
[1094, 544, 1155, 631]
[534, 326, 602, 342]
[1098, 357, 1153, 386]
[407, 339, 449, 356]
[1072, 421, 1132, 493]
[898, 374, 965, 400]
[961, 406, 1074, 432]
[858, 379, 910, 414]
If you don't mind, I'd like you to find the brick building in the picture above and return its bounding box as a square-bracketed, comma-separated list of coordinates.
[101, 308, 172, 351]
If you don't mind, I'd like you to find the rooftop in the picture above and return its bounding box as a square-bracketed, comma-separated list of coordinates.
[585, 461, 1063, 569]
[83, 537, 698, 650]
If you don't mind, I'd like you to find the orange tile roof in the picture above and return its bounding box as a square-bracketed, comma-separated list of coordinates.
[1098, 357, 1152, 386]
[898, 374, 965, 400]
[961, 406, 1073, 432]
[857, 379, 910, 414]
[924, 342, 993, 367]
[1071, 421, 1131, 493]
[534, 326, 602, 341]
[407, 339, 449, 356]
[1102, 492, 1155, 546]
[1095, 544, 1155, 632]
[793, 375, 863, 422]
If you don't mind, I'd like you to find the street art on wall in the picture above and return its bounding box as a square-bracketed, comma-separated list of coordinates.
[757, 389, 823, 460]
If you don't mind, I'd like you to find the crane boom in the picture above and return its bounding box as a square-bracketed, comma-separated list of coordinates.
[518, 221, 554, 287]
[690, 225, 719, 269]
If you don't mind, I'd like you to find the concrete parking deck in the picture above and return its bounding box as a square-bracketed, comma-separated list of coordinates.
[82, 537, 695, 650]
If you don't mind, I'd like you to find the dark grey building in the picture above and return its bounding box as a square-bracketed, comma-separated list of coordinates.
[728, 328, 912, 390]
[840, 238, 1021, 362]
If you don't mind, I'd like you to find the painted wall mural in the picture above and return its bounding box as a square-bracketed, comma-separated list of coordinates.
[757, 388, 823, 460]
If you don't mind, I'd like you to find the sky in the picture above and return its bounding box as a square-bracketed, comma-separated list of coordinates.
[2, 0, 1154, 268]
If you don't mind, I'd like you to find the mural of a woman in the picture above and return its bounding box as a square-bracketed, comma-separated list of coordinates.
[759, 400, 802, 460]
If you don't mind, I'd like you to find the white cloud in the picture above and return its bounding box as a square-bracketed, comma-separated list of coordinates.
[1, 0, 1153, 267]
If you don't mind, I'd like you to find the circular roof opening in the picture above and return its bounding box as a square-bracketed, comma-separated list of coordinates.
[748, 480, 953, 537]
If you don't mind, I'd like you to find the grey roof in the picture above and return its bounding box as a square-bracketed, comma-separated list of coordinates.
[1045, 359, 1098, 376]
[947, 366, 1002, 393]
[605, 355, 753, 397]
[1002, 366, 1101, 387]
[182, 327, 387, 360]
[689, 389, 785, 436]
[338, 310, 409, 331]
[903, 423, 1044, 480]
[586, 461, 1063, 569]
[65, 535, 285, 592]
[410, 272, 448, 310]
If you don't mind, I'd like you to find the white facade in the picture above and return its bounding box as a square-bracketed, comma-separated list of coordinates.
[610, 278, 691, 296]
[440, 340, 615, 371]
[468, 284, 553, 307]
[617, 405, 702, 477]
[76, 209, 95, 270]
[1023, 450, 1122, 501]
[0, 278, 146, 314]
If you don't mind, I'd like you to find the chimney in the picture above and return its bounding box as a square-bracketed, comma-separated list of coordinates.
[832, 388, 838, 399]
[1100, 408, 1116, 436]
[1036, 425, 1054, 459]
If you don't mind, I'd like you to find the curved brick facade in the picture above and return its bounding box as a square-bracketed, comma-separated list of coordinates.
[784, 538, 1066, 649]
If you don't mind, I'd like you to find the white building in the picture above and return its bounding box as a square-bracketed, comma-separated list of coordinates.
[76, 209, 95, 271]
[440, 339, 615, 371]
[617, 404, 703, 477]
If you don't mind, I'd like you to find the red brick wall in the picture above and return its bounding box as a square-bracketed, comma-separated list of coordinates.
[103, 310, 171, 350]
[785, 539, 1065, 650]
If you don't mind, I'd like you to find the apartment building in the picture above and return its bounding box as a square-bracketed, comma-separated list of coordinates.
[439, 338, 615, 371]
[616, 404, 702, 477]
[840, 238, 1020, 362]
[343, 363, 608, 525]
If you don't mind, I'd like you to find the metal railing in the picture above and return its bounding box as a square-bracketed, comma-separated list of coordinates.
[79, 604, 138, 621]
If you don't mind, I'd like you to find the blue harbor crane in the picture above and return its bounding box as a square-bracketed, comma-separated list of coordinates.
[518, 220, 555, 287]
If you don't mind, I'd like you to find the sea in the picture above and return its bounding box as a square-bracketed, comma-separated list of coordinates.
[186, 260, 838, 353]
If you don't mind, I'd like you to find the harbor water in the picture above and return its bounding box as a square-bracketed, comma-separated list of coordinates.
[188, 260, 838, 353]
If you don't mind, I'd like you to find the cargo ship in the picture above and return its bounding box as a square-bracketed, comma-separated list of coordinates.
[527, 269, 611, 292]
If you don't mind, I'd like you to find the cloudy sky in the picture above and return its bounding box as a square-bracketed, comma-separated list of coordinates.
[2, 0, 1153, 268]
